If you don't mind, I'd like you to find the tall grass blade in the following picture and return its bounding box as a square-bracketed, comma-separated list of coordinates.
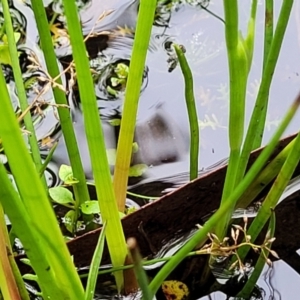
[127, 238, 152, 300]
[30, 0, 90, 204]
[237, 115, 300, 262]
[173, 44, 199, 181]
[0, 66, 84, 299]
[237, 139, 294, 209]
[216, 0, 249, 239]
[236, 0, 294, 181]
[85, 222, 107, 300]
[2, 0, 44, 186]
[0, 205, 21, 299]
[0, 203, 29, 300]
[263, 0, 274, 70]
[113, 0, 157, 212]
[61, 0, 127, 291]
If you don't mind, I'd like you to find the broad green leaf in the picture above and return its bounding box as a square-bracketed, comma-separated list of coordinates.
[63, 210, 75, 233]
[49, 186, 74, 204]
[129, 164, 148, 177]
[80, 200, 100, 214]
[58, 164, 79, 184]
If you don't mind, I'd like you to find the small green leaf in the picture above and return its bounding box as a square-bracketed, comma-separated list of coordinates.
[0, 44, 11, 65]
[20, 258, 32, 267]
[58, 164, 79, 184]
[129, 164, 148, 177]
[132, 142, 139, 153]
[106, 149, 116, 165]
[108, 119, 121, 126]
[23, 274, 38, 282]
[49, 186, 74, 204]
[63, 210, 75, 233]
[80, 200, 100, 214]
[115, 63, 129, 78]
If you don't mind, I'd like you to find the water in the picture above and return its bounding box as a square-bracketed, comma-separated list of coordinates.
[1, 0, 300, 298]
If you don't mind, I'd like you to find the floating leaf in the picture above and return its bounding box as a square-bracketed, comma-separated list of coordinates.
[58, 164, 79, 184]
[162, 280, 189, 300]
[80, 201, 100, 214]
[49, 186, 74, 204]
[128, 164, 148, 177]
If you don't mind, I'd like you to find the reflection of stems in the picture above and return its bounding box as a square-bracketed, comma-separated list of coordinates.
[173, 44, 199, 181]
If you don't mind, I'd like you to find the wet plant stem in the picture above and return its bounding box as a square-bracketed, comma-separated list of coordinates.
[173, 44, 199, 181]
[263, 0, 274, 70]
[237, 138, 294, 209]
[237, 109, 300, 262]
[85, 223, 107, 300]
[236, 0, 294, 181]
[113, 0, 156, 212]
[0, 204, 21, 299]
[0, 66, 85, 298]
[127, 238, 152, 300]
[62, 0, 127, 292]
[215, 0, 248, 239]
[30, 0, 90, 206]
[2, 0, 46, 188]
[0, 204, 29, 300]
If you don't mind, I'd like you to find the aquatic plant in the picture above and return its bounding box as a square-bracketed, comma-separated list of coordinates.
[0, 0, 298, 299]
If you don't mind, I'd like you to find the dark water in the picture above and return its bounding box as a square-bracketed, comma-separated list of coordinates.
[1, 0, 300, 299]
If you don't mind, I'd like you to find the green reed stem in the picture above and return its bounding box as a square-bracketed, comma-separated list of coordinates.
[128, 238, 152, 300]
[237, 211, 276, 298]
[61, 0, 127, 292]
[85, 222, 107, 300]
[237, 119, 300, 263]
[30, 0, 90, 204]
[216, 0, 249, 239]
[0, 204, 21, 299]
[0, 66, 84, 299]
[39, 141, 58, 176]
[237, 139, 294, 209]
[263, 0, 274, 70]
[113, 0, 157, 212]
[0, 204, 29, 300]
[1, 0, 46, 187]
[173, 44, 199, 181]
[236, 0, 294, 181]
